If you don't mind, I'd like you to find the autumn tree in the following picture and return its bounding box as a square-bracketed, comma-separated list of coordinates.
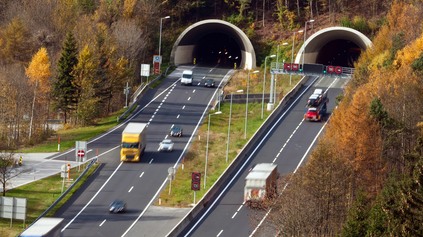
[53, 32, 78, 124]
[25, 47, 51, 139]
[0, 18, 34, 64]
[72, 45, 100, 125]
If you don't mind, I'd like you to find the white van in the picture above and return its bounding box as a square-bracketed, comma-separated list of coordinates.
[180, 70, 193, 85]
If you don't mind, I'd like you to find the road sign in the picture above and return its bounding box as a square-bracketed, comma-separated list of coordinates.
[153, 62, 160, 74]
[77, 150, 85, 157]
[191, 172, 201, 191]
[153, 55, 162, 63]
[141, 64, 150, 77]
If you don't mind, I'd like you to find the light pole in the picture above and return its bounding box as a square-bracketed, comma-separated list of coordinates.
[158, 16, 170, 57]
[205, 111, 222, 189]
[290, 30, 303, 85]
[245, 70, 260, 139]
[302, 19, 315, 68]
[262, 54, 276, 119]
[226, 89, 243, 163]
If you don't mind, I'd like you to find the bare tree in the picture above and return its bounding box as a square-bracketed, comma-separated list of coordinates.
[0, 151, 27, 196]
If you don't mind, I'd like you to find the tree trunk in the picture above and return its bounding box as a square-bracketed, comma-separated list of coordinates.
[29, 80, 38, 140]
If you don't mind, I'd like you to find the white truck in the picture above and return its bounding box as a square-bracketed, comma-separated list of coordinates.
[120, 122, 147, 162]
[180, 70, 193, 85]
[244, 163, 278, 208]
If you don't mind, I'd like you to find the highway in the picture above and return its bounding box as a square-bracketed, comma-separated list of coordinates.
[181, 75, 349, 236]
[53, 66, 233, 237]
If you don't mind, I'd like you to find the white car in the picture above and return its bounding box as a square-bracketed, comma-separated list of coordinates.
[159, 139, 174, 152]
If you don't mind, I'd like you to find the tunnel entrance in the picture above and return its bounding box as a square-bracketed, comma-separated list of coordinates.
[171, 19, 256, 69]
[316, 40, 361, 67]
[193, 33, 242, 68]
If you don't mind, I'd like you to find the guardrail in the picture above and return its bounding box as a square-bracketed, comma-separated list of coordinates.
[167, 74, 312, 236]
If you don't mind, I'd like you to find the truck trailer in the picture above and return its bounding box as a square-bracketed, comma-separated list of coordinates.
[244, 163, 278, 208]
[120, 122, 147, 162]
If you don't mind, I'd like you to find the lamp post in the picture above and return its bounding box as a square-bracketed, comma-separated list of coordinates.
[226, 89, 243, 163]
[262, 54, 276, 119]
[159, 16, 170, 57]
[290, 30, 303, 85]
[205, 111, 222, 189]
[245, 70, 260, 139]
[302, 19, 315, 68]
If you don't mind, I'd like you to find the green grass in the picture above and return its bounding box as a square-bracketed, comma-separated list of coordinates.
[0, 164, 98, 237]
[19, 110, 123, 153]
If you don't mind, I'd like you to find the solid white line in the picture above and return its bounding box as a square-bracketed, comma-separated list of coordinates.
[217, 230, 223, 236]
[128, 186, 133, 193]
[99, 219, 106, 227]
[61, 146, 121, 232]
[139, 172, 144, 178]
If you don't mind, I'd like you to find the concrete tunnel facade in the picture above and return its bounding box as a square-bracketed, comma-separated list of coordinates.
[170, 21, 373, 70]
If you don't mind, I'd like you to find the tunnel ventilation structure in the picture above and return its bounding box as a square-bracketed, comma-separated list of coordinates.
[170, 19, 256, 70]
[295, 26, 372, 67]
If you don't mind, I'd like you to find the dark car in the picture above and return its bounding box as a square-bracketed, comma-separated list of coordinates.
[109, 200, 126, 213]
[170, 126, 183, 137]
[204, 79, 215, 88]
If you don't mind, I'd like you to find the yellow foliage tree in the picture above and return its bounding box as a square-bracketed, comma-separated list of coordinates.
[25, 47, 51, 139]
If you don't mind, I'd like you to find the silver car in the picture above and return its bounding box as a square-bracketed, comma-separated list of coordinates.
[159, 139, 174, 152]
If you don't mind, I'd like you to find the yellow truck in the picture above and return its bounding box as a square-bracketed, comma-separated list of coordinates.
[120, 122, 147, 162]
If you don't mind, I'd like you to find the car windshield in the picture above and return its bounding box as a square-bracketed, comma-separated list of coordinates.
[162, 140, 172, 144]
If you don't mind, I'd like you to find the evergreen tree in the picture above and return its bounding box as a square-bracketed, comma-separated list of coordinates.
[52, 32, 79, 124]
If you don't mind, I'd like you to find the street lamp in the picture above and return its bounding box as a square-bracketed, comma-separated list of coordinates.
[262, 54, 276, 119]
[205, 111, 222, 189]
[245, 70, 260, 139]
[226, 89, 243, 163]
[158, 16, 170, 57]
[290, 30, 303, 85]
[302, 19, 315, 68]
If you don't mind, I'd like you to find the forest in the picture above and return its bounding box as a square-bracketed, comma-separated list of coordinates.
[0, 0, 422, 235]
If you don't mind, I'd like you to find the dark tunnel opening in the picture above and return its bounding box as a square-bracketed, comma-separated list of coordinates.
[193, 33, 242, 68]
[316, 40, 361, 67]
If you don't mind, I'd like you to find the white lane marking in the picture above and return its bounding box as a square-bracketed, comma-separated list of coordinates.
[237, 205, 243, 212]
[177, 114, 180, 119]
[182, 105, 185, 110]
[128, 186, 133, 193]
[187, 97, 191, 101]
[99, 219, 106, 227]
[61, 146, 121, 232]
[209, 69, 213, 72]
[217, 230, 223, 236]
[149, 159, 153, 164]
[87, 149, 93, 153]
[192, 89, 196, 93]
[202, 76, 206, 79]
[139, 172, 144, 178]
[231, 212, 237, 219]
[171, 124, 175, 128]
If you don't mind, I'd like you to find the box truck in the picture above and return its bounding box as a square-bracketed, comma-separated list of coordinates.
[120, 122, 147, 162]
[180, 70, 193, 85]
[244, 163, 278, 208]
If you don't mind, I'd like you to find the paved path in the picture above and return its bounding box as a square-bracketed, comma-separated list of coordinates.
[3, 153, 79, 192]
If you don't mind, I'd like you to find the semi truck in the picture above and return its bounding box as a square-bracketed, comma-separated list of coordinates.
[19, 217, 64, 237]
[120, 122, 147, 162]
[244, 163, 278, 208]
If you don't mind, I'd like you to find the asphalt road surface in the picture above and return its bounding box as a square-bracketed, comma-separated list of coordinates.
[181, 75, 349, 236]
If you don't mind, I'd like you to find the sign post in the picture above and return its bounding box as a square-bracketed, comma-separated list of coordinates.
[168, 167, 175, 195]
